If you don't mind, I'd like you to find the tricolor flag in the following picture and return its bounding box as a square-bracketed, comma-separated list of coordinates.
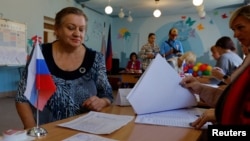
[106, 24, 113, 72]
[24, 42, 56, 111]
[100, 33, 106, 57]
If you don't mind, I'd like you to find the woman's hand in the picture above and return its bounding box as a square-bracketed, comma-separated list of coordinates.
[82, 96, 111, 111]
[190, 108, 216, 129]
[179, 76, 203, 95]
[211, 67, 225, 80]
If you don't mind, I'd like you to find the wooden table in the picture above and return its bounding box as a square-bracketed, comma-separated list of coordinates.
[33, 105, 201, 141]
[120, 73, 141, 84]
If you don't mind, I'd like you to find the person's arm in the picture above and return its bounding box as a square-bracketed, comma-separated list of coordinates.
[198, 86, 224, 107]
[139, 46, 147, 59]
[180, 76, 223, 107]
[177, 40, 184, 54]
[95, 52, 113, 105]
[15, 102, 36, 129]
[15, 66, 36, 129]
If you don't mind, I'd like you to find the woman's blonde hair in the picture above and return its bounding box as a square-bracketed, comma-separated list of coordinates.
[229, 5, 250, 28]
[179, 51, 196, 64]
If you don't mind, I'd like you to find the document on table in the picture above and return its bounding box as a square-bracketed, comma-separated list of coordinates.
[135, 108, 212, 129]
[58, 111, 134, 134]
[62, 133, 118, 141]
[127, 54, 197, 115]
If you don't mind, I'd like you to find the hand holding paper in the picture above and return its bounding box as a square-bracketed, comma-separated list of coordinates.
[127, 54, 197, 114]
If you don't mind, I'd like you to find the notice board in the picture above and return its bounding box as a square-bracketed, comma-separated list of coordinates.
[0, 19, 27, 66]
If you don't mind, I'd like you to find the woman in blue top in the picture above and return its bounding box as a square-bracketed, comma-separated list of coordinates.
[160, 28, 184, 60]
[15, 7, 113, 129]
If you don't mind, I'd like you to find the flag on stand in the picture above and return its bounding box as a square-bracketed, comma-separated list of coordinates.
[24, 41, 56, 111]
[106, 24, 113, 72]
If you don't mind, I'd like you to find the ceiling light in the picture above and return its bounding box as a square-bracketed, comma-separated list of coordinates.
[127, 11, 133, 22]
[105, 0, 113, 15]
[192, 0, 203, 6]
[118, 8, 125, 18]
[105, 5, 113, 14]
[198, 10, 206, 18]
[153, 0, 161, 18]
[153, 9, 161, 18]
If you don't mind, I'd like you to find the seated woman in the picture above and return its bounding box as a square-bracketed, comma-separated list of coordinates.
[167, 51, 196, 74]
[125, 52, 141, 73]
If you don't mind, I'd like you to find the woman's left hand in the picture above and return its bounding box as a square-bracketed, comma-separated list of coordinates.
[190, 108, 216, 129]
[82, 96, 110, 111]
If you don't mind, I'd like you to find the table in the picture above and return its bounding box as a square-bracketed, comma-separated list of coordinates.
[120, 73, 141, 84]
[33, 105, 201, 141]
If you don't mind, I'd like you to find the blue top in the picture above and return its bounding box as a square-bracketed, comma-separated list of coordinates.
[15, 42, 113, 124]
[216, 52, 243, 76]
[160, 39, 184, 60]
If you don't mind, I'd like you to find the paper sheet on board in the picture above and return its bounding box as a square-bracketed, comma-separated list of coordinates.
[58, 111, 134, 134]
[135, 108, 211, 129]
[127, 54, 197, 114]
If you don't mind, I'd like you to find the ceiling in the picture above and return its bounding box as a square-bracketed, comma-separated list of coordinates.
[75, 0, 248, 18]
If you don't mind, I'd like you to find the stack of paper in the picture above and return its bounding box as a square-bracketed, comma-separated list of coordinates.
[127, 54, 197, 115]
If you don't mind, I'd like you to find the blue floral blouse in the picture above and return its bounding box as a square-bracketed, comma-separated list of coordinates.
[15, 43, 113, 124]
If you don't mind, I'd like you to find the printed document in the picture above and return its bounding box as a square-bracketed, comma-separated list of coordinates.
[58, 111, 134, 134]
[135, 108, 211, 129]
[127, 54, 197, 114]
[62, 133, 118, 141]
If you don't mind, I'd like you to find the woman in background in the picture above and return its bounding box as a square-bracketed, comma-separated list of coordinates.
[125, 52, 141, 73]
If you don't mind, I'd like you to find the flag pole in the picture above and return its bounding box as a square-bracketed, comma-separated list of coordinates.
[27, 90, 48, 137]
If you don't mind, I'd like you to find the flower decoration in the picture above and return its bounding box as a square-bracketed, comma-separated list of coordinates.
[118, 28, 131, 40]
[28, 35, 42, 47]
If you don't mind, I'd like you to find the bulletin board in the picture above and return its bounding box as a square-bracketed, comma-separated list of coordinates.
[0, 19, 27, 66]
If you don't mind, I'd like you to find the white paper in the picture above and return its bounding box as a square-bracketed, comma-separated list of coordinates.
[62, 133, 118, 141]
[115, 88, 132, 106]
[127, 54, 197, 114]
[58, 111, 134, 134]
[135, 108, 212, 129]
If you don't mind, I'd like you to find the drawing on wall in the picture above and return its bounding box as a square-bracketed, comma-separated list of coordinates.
[0, 19, 27, 66]
[197, 24, 204, 30]
[185, 17, 196, 27]
[221, 13, 228, 19]
[117, 28, 131, 40]
[173, 20, 193, 41]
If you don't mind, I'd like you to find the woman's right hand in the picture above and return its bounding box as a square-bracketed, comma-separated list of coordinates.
[179, 76, 203, 95]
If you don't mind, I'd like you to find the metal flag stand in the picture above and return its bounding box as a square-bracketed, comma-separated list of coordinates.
[27, 90, 48, 137]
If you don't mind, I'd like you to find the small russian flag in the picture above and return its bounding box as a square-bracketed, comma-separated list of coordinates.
[24, 41, 56, 111]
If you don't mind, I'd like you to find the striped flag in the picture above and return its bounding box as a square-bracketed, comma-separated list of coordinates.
[106, 24, 113, 72]
[24, 42, 56, 111]
[101, 33, 106, 57]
